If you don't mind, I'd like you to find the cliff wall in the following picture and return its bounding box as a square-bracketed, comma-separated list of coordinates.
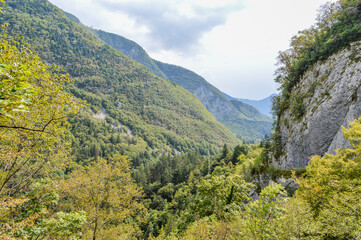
[274, 41, 361, 168]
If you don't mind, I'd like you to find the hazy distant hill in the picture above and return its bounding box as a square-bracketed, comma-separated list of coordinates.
[224, 93, 276, 117]
[62, 11, 272, 141]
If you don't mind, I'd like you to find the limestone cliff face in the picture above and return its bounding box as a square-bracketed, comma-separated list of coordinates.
[274, 41, 361, 169]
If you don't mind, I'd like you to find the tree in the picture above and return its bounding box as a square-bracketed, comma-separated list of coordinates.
[60, 155, 145, 239]
[0, 179, 86, 239]
[230, 145, 249, 164]
[295, 117, 361, 238]
[193, 173, 252, 219]
[236, 183, 287, 239]
[0, 37, 83, 198]
[221, 144, 228, 159]
[274, 197, 320, 239]
[316, 1, 341, 29]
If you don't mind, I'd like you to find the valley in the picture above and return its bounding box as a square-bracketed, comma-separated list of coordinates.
[1, 0, 361, 239]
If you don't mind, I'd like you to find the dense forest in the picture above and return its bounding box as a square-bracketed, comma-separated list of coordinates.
[1, 0, 361, 239]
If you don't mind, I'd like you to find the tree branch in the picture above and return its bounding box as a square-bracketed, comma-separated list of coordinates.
[0, 115, 68, 133]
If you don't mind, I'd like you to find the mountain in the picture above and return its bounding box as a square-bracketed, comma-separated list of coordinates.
[1, 0, 241, 159]
[62, 13, 272, 141]
[223, 93, 276, 117]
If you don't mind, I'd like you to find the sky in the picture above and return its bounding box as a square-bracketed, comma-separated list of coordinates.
[48, 0, 334, 100]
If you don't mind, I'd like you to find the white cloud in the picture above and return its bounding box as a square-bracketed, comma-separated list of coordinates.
[48, 0, 334, 99]
[152, 0, 335, 99]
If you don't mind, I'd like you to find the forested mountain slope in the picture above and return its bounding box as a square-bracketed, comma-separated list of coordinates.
[272, 0, 361, 168]
[0, 0, 240, 159]
[62, 11, 272, 141]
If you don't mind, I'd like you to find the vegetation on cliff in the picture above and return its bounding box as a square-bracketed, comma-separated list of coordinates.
[272, 0, 361, 159]
[274, 0, 361, 119]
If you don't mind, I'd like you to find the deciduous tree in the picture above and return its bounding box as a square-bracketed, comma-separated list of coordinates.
[0, 37, 83, 198]
[60, 155, 145, 239]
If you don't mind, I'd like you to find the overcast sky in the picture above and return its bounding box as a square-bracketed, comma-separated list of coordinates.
[48, 0, 333, 100]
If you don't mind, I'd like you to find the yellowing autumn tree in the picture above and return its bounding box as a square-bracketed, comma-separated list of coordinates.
[0, 37, 83, 198]
[295, 117, 361, 239]
[60, 155, 145, 240]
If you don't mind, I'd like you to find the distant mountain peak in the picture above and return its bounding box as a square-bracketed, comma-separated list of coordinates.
[223, 92, 277, 117]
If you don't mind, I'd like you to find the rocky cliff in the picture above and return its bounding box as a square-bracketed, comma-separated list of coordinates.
[274, 41, 361, 169]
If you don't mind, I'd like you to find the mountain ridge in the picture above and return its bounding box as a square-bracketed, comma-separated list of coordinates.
[62, 11, 272, 141]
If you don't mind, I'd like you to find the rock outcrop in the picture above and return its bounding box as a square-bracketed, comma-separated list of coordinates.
[274, 41, 361, 169]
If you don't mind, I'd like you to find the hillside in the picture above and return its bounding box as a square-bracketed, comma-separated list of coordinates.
[0, 0, 241, 159]
[64, 14, 272, 141]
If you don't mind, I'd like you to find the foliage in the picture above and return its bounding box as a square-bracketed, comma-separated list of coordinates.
[230, 144, 249, 164]
[289, 90, 306, 120]
[0, 36, 83, 197]
[177, 218, 232, 240]
[236, 141, 274, 178]
[193, 173, 253, 219]
[60, 155, 145, 239]
[0, 180, 86, 239]
[295, 117, 361, 239]
[221, 144, 229, 159]
[67, 109, 150, 164]
[0, 60, 35, 117]
[132, 152, 208, 237]
[236, 183, 287, 239]
[264, 197, 320, 239]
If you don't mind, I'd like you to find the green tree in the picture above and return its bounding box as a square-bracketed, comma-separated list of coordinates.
[274, 197, 320, 239]
[60, 155, 145, 239]
[295, 117, 361, 238]
[193, 173, 252, 219]
[231, 144, 249, 164]
[221, 144, 229, 159]
[237, 183, 287, 239]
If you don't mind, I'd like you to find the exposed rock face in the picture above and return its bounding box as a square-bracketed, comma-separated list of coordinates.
[274, 41, 361, 169]
[193, 85, 238, 121]
[250, 174, 298, 200]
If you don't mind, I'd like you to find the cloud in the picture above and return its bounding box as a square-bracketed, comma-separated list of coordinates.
[100, 0, 244, 52]
[48, 0, 331, 99]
